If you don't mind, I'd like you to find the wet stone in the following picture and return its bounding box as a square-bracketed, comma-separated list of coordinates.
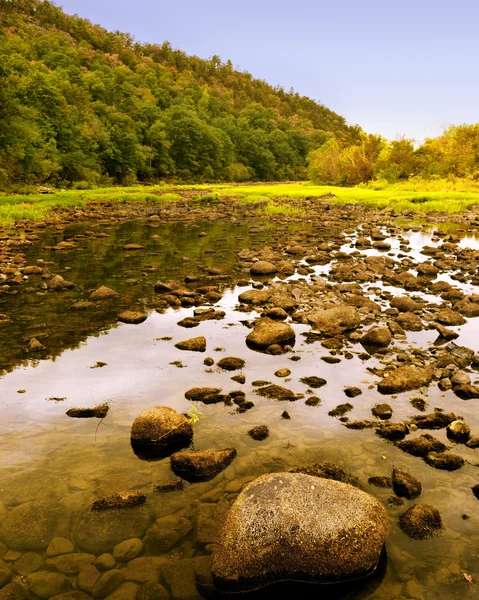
[246, 318, 295, 350]
[344, 386, 362, 398]
[143, 515, 192, 555]
[248, 425, 269, 441]
[0, 583, 27, 600]
[92, 569, 124, 598]
[398, 434, 447, 457]
[255, 384, 296, 401]
[212, 473, 388, 592]
[184, 387, 224, 404]
[27, 572, 71, 599]
[0, 500, 70, 551]
[174, 336, 206, 352]
[399, 504, 442, 540]
[170, 448, 237, 482]
[424, 452, 465, 471]
[130, 406, 193, 455]
[328, 403, 353, 417]
[136, 582, 170, 600]
[73, 506, 150, 554]
[78, 565, 100, 594]
[372, 403, 393, 420]
[120, 557, 165, 584]
[13, 552, 42, 575]
[46, 537, 75, 557]
[94, 555, 116, 571]
[392, 468, 422, 499]
[216, 357, 245, 371]
[377, 366, 433, 394]
[117, 311, 147, 324]
[196, 503, 230, 544]
[368, 476, 393, 489]
[446, 420, 471, 442]
[90, 491, 146, 512]
[299, 376, 327, 389]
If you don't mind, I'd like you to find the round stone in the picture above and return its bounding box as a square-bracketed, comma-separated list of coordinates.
[212, 472, 388, 592]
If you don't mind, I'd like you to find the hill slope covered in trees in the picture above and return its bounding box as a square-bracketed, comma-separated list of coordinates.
[0, 0, 361, 189]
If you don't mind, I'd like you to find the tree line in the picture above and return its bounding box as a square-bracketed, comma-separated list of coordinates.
[308, 126, 479, 186]
[0, 0, 360, 190]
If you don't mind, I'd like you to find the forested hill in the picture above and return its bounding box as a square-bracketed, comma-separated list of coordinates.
[0, 0, 360, 189]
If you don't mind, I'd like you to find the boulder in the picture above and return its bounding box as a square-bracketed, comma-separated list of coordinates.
[130, 407, 193, 458]
[397, 434, 447, 457]
[360, 327, 392, 348]
[446, 420, 471, 442]
[212, 473, 388, 592]
[399, 504, 442, 540]
[435, 308, 466, 326]
[246, 318, 295, 350]
[423, 452, 464, 471]
[396, 312, 423, 331]
[170, 448, 237, 482]
[377, 366, 433, 394]
[250, 261, 277, 276]
[307, 306, 360, 337]
[392, 468, 421, 499]
[74, 507, 150, 554]
[0, 501, 70, 551]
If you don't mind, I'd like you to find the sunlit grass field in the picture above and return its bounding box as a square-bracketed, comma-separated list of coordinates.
[1, 180, 479, 224]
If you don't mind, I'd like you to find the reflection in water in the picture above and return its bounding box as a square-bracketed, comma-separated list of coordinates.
[0, 218, 478, 598]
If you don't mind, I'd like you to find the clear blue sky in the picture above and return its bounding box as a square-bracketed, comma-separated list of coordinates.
[58, 0, 478, 142]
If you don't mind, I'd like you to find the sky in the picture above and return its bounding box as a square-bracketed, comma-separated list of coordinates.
[58, 0, 479, 142]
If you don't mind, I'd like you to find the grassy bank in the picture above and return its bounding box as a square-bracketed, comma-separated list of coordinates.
[2, 180, 479, 224]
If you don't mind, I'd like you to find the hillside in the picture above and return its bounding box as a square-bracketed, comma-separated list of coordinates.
[0, 0, 360, 189]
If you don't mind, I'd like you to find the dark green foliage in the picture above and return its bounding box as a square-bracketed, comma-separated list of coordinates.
[0, 0, 358, 189]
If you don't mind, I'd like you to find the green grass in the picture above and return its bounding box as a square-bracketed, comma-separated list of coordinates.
[217, 182, 479, 214]
[2, 179, 479, 224]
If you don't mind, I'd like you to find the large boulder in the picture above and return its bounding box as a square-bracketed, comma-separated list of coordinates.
[246, 318, 295, 350]
[308, 306, 360, 337]
[0, 501, 71, 551]
[170, 448, 237, 482]
[73, 507, 150, 554]
[212, 473, 388, 593]
[130, 407, 193, 459]
[377, 366, 433, 394]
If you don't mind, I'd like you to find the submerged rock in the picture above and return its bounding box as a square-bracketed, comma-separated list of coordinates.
[255, 384, 297, 402]
[423, 452, 464, 471]
[170, 448, 237, 482]
[399, 504, 442, 540]
[212, 473, 388, 592]
[247, 426, 269, 441]
[392, 468, 421, 499]
[90, 491, 146, 512]
[246, 318, 295, 350]
[0, 501, 70, 551]
[184, 387, 225, 404]
[74, 507, 150, 554]
[130, 406, 193, 458]
[397, 434, 447, 457]
[377, 366, 433, 394]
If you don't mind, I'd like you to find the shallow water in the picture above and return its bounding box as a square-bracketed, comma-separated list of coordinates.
[1, 217, 479, 599]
